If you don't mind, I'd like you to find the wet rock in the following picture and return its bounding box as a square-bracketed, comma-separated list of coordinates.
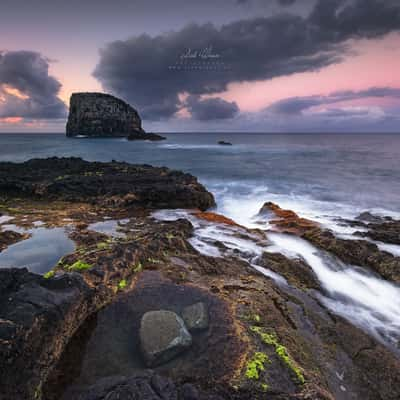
[182, 302, 209, 331]
[303, 228, 400, 284]
[0, 157, 215, 211]
[193, 212, 243, 228]
[356, 211, 387, 223]
[128, 131, 166, 141]
[66, 92, 144, 138]
[357, 219, 400, 245]
[0, 230, 28, 251]
[140, 310, 192, 367]
[262, 202, 400, 284]
[259, 252, 320, 291]
[259, 202, 318, 235]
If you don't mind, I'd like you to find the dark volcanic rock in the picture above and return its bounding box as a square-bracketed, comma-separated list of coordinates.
[259, 252, 320, 291]
[303, 228, 400, 284]
[62, 373, 226, 400]
[66, 92, 144, 137]
[128, 131, 166, 141]
[357, 219, 400, 245]
[0, 157, 215, 211]
[0, 268, 111, 400]
[356, 211, 387, 224]
[140, 310, 192, 367]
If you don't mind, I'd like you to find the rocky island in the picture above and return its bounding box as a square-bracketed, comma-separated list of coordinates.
[66, 92, 164, 140]
[1, 158, 400, 400]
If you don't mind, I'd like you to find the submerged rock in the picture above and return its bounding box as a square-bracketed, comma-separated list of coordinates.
[182, 302, 209, 331]
[66, 92, 144, 138]
[139, 310, 192, 367]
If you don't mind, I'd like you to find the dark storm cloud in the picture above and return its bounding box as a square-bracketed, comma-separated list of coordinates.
[0, 51, 67, 119]
[94, 0, 400, 120]
[186, 95, 239, 120]
[267, 87, 400, 115]
[277, 0, 297, 6]
[236, 0, 296, 4]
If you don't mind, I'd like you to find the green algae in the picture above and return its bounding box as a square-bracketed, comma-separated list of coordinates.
[117, 279, 127, 290]
[96, 242, 110, 250]
[43, 270, 55, 279]
[132, 261, 143, 273]
[67, 260, 93, 272]
[250, 326, 305, 384]
[245, 352, 270, 380]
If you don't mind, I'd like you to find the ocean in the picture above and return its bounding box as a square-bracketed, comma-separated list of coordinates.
[0, 132, 399, 224]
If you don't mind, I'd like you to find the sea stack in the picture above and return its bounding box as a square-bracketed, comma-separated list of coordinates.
[66, 92, 144, 138]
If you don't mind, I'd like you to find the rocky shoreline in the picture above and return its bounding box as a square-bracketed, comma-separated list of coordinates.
[1, 158, 400, 400]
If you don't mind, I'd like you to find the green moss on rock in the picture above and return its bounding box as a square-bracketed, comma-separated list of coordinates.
[250, 326, 305, 384]
[245, 352, 270, 380]
[118, 279, 127, 290]
[67, 260, 93, 272]
[43, 270, 55, 279]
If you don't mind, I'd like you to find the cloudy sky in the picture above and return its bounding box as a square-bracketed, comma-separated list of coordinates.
[1, 0, 400, 133]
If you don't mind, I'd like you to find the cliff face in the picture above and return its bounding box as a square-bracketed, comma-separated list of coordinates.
[66, 92, 144, 137]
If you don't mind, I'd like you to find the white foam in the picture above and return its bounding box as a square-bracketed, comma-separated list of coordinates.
[267, 232, 400, 345]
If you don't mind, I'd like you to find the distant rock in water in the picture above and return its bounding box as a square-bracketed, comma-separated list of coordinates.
[218, 140, 232, 146]
[66, 92, 144, 138]
[127, 131, 166, 141]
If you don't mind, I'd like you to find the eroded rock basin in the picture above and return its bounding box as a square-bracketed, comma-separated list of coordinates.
[45, 271, 243, 400]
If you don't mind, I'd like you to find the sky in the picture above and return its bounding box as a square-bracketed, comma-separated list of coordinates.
[1, 0, 400, 133]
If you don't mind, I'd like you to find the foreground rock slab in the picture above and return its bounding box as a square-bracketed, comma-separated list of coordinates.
[140, 310, 192, 367]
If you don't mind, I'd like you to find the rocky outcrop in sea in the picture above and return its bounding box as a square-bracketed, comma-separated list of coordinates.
[66, 92, 145, 138]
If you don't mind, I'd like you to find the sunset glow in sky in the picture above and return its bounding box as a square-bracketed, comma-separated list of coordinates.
[1, 0, 400, 132]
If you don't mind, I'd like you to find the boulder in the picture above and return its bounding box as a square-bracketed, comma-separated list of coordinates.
[66, 92, 144, 138]
[182, 302, 209, 331]
[139, 310, 192, 367]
